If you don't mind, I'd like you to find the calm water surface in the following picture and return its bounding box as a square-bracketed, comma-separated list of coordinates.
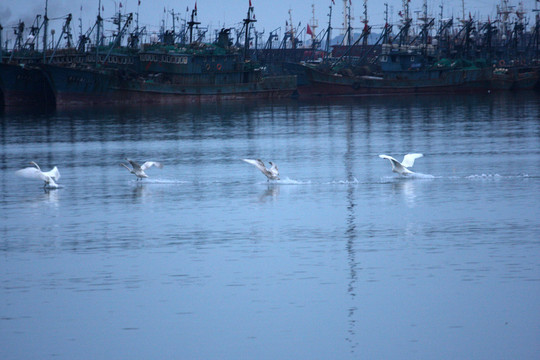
[1, 92, 540, 359]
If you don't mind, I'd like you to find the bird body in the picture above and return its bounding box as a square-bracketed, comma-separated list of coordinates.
[243, 159, 280, 181]
[16, 161, 61, 188]
[121, 159, 163, 180]
[379, 153, 423, 175]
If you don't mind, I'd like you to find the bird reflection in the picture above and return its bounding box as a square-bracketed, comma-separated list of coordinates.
[131, 183, 148, 201]
[392, 179, 417, 208]
[258, 184, 280, 202]
[42, 188, 60, 206]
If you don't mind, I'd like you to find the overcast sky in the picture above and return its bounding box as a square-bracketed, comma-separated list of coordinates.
[1, 0, 538, 44]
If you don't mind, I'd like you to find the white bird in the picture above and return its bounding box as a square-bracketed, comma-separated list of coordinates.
[379, 153, 423, 176]
[15, 161, 61, 188]
[242, 159, 280, 181]
[121, 159, 163, 180]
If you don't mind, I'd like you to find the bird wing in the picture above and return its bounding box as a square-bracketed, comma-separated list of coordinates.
[120, 163, 132, 171]
[401, 153, 423, 168]
[243, 159, 268, 173]
[43, 166, 60, 181]
[379, 154, 398, 164]
[140, 161, 163, 170]
[16, 167, 48, 182]
[127, 159, 142, 171]
[379, 154, 407, 172]
[269, 162, 279, 177]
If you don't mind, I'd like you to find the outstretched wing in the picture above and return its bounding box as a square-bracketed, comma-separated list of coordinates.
[127, 159, 142, 171]
[401, 153, 423, 168]
[379, 154, 407, 172]
[16, 167, 48, 182]
[379, 154, 399, 165]
[140, 161, 163, 171]
[242, 159, 267, 173]
[43, 166, 60, 181]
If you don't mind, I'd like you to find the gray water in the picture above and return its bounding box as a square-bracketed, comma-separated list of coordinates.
[1, 92, 539, 359]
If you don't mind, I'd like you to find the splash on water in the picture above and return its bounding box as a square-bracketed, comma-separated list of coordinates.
[326, 177, 360, 185]
[268, 177, 311, 185]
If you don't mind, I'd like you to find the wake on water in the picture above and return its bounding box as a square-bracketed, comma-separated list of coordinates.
[466, 173, 530, 180]
[259, 177, 360, 185]
[260, 177, 311, 185]
[129, 178, 190, 185]
[131, 174, 531, 187]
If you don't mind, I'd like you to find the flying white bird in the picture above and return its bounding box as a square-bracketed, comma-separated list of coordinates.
[379, 153, 423, 176]
[242, 159, 280, 181]
[121, 159, 163, 180]
[15, 161, 61, 188]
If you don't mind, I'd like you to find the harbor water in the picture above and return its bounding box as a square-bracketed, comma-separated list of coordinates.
[1, 92, 540, 359]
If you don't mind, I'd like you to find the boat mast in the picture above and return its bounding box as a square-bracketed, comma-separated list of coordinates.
[171, 9, 177, 43]
[311, 3, 319, 37]
[325, 4, 333, 56]
[535, 1, 540, 61]
[187, 3, 200, 44]
[383, 2, 390, 44]
[136, 0, 140, 35]
[288, 9, 295, 49]
[342, 0, 351, 46]
[399, 0, 411, 46]
[310, 3, 319, 58]
[243, 1, 257, 59]
[96, 0, 102, 67]
[43, 0, 48, 61]
[48, 13, 72, 63]
[361, 0, 370, 46]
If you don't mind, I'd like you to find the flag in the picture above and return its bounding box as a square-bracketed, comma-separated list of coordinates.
[195, 2, 197, 11]
[306, 24, 313, 36]
[249, 0, 252, 7]
[119, 2, 122, 8]
[331, 0, 335, 4]
[138, 0, 141, 6]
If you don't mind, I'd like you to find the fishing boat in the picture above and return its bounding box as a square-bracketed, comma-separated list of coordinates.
[297, 47, 492, 96]
[39, 28, 296, 106]
[491, 65, 540, 90]
[0, 62, 55, 107]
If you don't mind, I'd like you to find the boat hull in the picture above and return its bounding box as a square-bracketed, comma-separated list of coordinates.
[297, 65, 493, 96]
[0, 63, 55, 107]
[40, 64, 296, 106]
